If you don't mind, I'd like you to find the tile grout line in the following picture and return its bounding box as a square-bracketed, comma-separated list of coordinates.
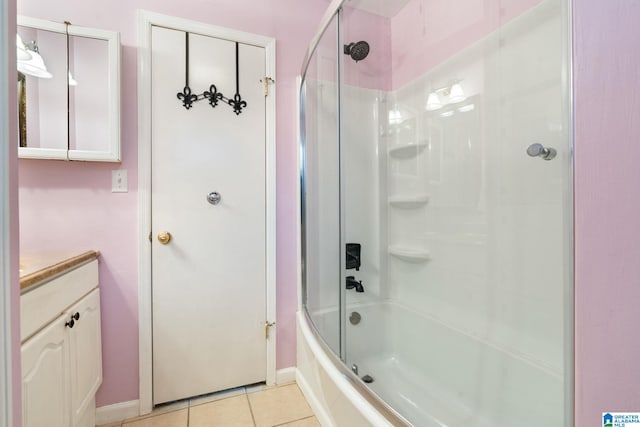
[245, 392, 258, 427]
[272, 415, 316, 427]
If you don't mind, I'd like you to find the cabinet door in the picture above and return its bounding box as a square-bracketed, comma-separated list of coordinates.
[68, 288, 102, 427]
[21, 314, 71, 427]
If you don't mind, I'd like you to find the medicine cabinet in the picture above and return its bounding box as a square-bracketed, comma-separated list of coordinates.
[17, 16, 121, 161]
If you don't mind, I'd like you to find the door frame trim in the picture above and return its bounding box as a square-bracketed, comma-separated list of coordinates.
[137, 10, 277, 415]
[1, 0, 18, 425]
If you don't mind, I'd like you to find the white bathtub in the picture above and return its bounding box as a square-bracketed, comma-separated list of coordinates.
[297, 302, 564, 426]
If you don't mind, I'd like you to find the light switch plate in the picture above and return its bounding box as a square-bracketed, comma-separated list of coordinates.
[112, 170, 128, 193]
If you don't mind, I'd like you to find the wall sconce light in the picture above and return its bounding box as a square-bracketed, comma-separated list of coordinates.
[448, 83, 466, 103]
[425, 92, 442, 111]
[16, 34, 31, 61]
[388, 105, 403, 124]
[17, 39, 52, 79]
[426, 80, 467, 112]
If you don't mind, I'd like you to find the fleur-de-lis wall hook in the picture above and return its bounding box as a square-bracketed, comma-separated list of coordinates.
[228, 93, 247, 115]
[176, 32, 199, 110]
[203, 84, 223, 108]
[176, 34, 248, 115]
[177, 85, 198, 110]
[226, 43, 247, 115]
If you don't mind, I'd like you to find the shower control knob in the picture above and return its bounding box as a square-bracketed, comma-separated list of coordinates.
[527, 143, 556, 160]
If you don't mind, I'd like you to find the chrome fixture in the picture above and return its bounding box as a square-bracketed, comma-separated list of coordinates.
[527, 143, 557, 160]
[207, 191, 222, 205]
[349, 311, 362, 325]
[352, 364, 359, 375]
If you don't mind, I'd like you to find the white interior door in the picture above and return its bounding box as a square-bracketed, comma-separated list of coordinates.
[151, 25, 267, 404]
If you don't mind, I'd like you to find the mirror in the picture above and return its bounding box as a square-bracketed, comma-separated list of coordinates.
[17, 16, 121, 162]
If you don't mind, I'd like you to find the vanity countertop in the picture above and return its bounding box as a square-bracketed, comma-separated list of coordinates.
[20, 250, 100, 292]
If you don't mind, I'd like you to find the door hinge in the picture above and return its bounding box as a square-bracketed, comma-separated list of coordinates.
[264, 321, 276, 339]
[260, 77, 275, 97]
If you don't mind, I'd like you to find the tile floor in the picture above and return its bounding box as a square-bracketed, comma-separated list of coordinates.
[98, 383, 319, 427]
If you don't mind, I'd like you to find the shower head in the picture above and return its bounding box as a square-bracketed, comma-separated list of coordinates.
[344, 41, 370, 62]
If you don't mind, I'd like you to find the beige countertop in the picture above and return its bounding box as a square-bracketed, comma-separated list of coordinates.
[20, 250, 100, 292]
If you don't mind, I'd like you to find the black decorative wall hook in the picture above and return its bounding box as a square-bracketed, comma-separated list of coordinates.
[225, 42, 247, 115]
[176, 34, 247, 115]
[176, 32, 197, 109]
[203, 84, 223, 107]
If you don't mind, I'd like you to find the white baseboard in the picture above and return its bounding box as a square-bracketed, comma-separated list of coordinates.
[96, 400, 140, 425]
[276, 367, 297, 385]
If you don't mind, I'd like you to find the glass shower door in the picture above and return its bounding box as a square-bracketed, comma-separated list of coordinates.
[339, 0, 572, 425]
[301, 13, 342, 355]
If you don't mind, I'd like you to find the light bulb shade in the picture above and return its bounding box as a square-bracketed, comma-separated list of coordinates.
[16, 34, 31, 61]
[17, 50, 52, 79]
[449, 83, 466, 103]
[68, 71, 78, 86]
[388, 107, 402, 124]
[426, 92, 442, 111]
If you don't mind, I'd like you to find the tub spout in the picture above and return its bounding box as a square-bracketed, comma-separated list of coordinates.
[346, 276, 365, 293]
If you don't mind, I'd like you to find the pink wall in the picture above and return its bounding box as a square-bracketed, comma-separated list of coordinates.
[390, 0, 543, 90]
[573, 1, 640, 425]
[341, 6, 392, 91]
[17, 0, 328, 407]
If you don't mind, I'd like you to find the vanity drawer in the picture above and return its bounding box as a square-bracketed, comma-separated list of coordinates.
[21, 260, 99, 342]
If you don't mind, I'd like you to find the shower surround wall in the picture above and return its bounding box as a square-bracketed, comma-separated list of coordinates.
[328, 0, 567, 424]
[388, 0, 566, 372]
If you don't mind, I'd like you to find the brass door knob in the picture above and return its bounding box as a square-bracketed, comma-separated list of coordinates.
[157, 231, 172, 245]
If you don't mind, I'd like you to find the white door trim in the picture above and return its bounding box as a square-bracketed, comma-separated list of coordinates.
[1, 0, 16, 425]
[137, 10, 276, 415]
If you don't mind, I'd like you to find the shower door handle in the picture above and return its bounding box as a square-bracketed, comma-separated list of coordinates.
[527, 143, 556, 160]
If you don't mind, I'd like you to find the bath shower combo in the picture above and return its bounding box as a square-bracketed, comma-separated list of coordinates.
[298, 0, 573, 426]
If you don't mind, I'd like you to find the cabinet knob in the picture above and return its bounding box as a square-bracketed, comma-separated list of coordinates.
[65, 319, 75, 329]
[72, 312, 80, 321]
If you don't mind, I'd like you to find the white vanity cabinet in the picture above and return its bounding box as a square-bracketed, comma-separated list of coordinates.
[20, 259, 102, 427]
[21, 312, 71, 427]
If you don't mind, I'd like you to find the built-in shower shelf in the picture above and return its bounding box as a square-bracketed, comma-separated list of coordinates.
[388, 194, 430, 208]
[388, 246, 430, 262]
[388, 140, 428, 158]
